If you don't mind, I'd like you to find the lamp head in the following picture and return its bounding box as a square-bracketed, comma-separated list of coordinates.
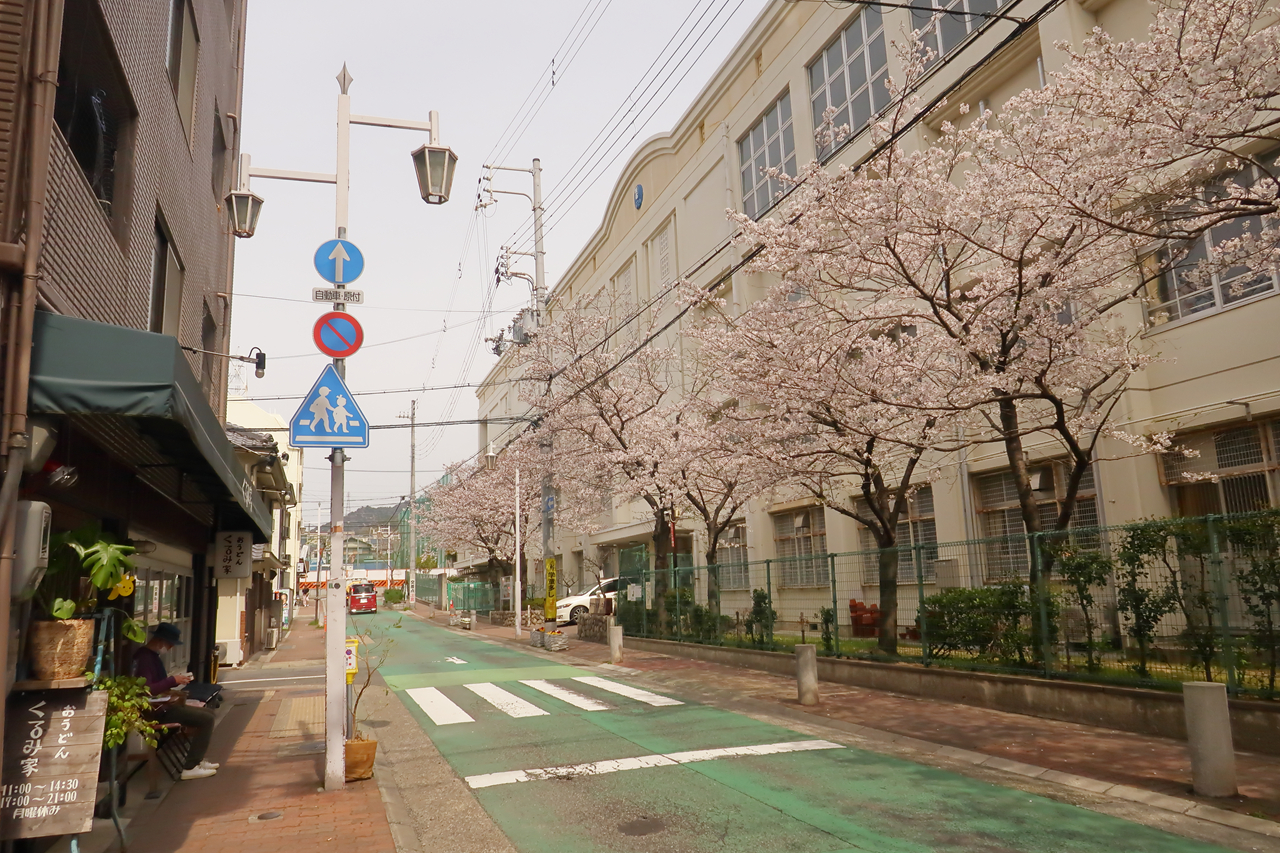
[411, 143, 459, 205]
[226, 189, 264, 238]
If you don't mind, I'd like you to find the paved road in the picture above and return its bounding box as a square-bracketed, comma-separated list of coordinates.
[367, 613, 1237, 853]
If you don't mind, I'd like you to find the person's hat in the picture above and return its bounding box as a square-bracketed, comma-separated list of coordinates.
[152, 623, 183, 645]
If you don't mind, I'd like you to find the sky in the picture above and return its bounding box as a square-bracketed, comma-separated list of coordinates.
[229, 0, 772, 527]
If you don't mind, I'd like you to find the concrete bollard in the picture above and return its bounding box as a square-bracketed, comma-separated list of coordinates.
[609, 625, 624, 664]
[796, 644, 819, 706]
[1183, 681, 1237, 797]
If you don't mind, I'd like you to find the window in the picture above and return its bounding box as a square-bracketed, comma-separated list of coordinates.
[151, 220, 184, 335]
[808, 9, 889, 158]
[975, 463, 1099, 580]
[54, 0, 136, 220]
[717, 524, 749, 590]
[201, 302, 219, 401]
[739, 92, 796, 220]
[168, 0, 200, 140]
[773, 507, 828, 587]
[211, 108, 228, 199]
[649, 219, 675, 299]
[912, 0, 1003, 64]
[857, 486, 939, 584]
[1145, 162, 1280, 326]
[1162, 421, 1279, 515]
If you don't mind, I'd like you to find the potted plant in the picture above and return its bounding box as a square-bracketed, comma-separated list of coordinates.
[30, 530, 146, 681]
[93, 672, 161, 749]
[345, 619, 398, 781]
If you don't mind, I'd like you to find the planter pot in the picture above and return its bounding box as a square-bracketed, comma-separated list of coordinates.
[545, 633, 568, 652]
[530, 629, 545, 648]
[345, 737, 377, 781]
[29, 619, 95, 681]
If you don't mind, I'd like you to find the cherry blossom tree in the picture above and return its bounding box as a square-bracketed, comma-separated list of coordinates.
[517, 292, 686, 634]
[419, 437, 542, 585]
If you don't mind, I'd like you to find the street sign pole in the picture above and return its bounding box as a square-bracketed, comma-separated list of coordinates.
[323, 65, 354, 794]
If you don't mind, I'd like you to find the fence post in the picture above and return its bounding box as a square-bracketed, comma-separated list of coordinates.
[1032, 532, 1052, 678]
[828, 553, 840, 658]
[915, 541, 929, 667]
[765, 559, 774, 648]
[1207, 515, 1238, 694]
[675, 564, 683, 644]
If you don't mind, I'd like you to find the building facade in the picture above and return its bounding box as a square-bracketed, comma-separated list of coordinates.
[474, 0, 1280, 623]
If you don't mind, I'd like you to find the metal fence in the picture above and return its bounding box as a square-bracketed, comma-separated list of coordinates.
[614, 510, 1280, 699]
[447, 580, 496, 614]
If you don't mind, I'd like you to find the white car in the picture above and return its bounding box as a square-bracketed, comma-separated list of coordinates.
[556, 578, 620, 624]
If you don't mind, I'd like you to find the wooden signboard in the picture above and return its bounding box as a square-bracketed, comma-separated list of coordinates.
[0, 689, 107, 840]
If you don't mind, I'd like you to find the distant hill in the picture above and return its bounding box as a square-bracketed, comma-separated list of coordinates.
[314, 500, 406, 534]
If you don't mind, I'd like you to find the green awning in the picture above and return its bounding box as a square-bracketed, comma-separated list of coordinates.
[28, 311, 272, 541]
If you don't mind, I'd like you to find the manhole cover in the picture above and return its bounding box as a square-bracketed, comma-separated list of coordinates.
[257, 812, 282, 821]
[618, 817, 664, 836]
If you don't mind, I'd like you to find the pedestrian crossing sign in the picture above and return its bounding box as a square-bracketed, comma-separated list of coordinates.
[289, 364, 370, 448]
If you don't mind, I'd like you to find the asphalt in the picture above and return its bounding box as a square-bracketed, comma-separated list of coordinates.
[368, 610, 1257, 853]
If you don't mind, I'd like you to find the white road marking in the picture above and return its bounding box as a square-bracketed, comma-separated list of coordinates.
[465, 740, 844, 789]
[573, 676, 683, 706]
[220, 675, 325, 685]
[406, 687, 474, 725]
[520, 679, 612, 711]
[465, 683, 549, 718]
[446, 657, 466, 664]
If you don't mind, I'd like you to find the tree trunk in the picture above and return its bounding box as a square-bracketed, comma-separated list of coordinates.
[877, 546, 899, 656]
[653, 515, 671, 637]
[705, 545, 721, 623]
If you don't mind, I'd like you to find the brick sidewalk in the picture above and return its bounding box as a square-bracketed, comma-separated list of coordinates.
[418, 604, 1280, 823]
[126, 624, 396, 853]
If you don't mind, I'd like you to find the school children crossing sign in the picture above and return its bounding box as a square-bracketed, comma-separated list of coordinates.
[289, 364, 370, 448]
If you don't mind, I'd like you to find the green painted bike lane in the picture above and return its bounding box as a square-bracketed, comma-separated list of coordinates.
[366, 614, 1236, 853]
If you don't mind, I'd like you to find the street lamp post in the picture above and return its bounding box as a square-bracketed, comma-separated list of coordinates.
[231, 65, 456, 791]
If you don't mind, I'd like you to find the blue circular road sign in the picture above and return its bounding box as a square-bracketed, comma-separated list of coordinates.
[314, 239, 365, 285]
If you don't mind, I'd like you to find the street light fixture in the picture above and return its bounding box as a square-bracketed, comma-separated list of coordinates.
[411, 142, 459, 205]
[225, 188, 265, 238]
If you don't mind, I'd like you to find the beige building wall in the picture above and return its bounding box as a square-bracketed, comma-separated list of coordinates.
[475, 0, 1280, 608]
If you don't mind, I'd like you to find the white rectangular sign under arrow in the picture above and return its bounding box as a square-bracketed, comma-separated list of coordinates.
[313, 288, 364, 304]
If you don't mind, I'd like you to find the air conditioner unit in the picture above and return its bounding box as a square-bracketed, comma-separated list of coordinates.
[213, 643, 227, 663]
[264, 628, 279, 650]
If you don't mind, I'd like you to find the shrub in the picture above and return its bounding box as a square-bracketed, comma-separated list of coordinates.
[923, 584, 1039, 663]
[383, 588, 405, 605]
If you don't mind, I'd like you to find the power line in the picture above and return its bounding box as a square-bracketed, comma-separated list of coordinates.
[237, 377, 520, 402]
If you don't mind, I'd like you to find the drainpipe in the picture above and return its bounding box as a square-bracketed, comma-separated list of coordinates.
[0, 0, 65, 759]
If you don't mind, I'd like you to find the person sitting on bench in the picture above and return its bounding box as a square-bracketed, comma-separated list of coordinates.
[132, 623, 220, 781]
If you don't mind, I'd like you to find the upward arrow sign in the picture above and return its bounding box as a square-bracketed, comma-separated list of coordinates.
[329, 242, 351, 283]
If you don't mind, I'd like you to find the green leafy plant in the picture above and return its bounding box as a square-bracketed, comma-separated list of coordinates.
[1227, 515, 1280, 692]
[744, 588, 776, 649]
[819, 606, 836, 655]
[922, 583, 1043, 664]
[383, 587, 405, 605]
[1115, 524, 1179, 678]
[1054, 549, 1113, 671]
[93, 673, 160, 749]
[36, 529, 146, 641]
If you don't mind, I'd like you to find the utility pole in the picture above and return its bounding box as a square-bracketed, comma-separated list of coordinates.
[482, 159, 553, 614]
[399, 400, 417, 603]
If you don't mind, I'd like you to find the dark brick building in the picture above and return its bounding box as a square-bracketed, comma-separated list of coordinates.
[0, 0, 270, 839]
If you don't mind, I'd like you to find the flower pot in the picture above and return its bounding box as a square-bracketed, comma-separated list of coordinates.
[345, 737, 377, 781]
[530, 629, 544, 648]
[29, 619, 95, 681]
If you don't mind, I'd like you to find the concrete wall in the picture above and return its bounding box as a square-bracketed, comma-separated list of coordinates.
[624, 636, 1280, 755]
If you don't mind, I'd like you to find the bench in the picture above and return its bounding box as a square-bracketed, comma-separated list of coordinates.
[125, 721, 191, 799]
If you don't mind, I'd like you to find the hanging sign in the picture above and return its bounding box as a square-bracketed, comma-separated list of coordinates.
[213, 531, 253, 579]
[544, 557, 557, 621]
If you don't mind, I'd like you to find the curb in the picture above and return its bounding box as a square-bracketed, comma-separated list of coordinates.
[417, 611, 1280, 842]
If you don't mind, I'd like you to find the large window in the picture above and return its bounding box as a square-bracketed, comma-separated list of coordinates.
[975, 463, 1099, 580]
[717, 523, 749, 590]
[1145, 163, 1280, 326]
[857, 486, 938, 584]
[168, 0, 200, 140]
[773, 507, 828, 587]
[808, 9, 889, 158]
[54, 0, 136, 221]
[151, 220, 184, 335]
[1162, 421, 1280, 515]
[739, 92, 796, 220]
[912, 0, 1003, 64]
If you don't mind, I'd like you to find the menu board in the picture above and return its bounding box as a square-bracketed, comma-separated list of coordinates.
[0, 689, 107, 840]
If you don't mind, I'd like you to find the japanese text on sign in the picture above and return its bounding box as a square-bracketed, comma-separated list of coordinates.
[1, 689, 107, 840]
[214, 531, 252, 579]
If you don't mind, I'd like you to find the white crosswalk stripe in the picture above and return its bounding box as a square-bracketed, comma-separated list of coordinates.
[520, 679, 612, 711]
[406, 687, 474, 725]
[406, 677, 681, 725]
[572, 676, 683, 706]
[465, 682, 549, 718]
